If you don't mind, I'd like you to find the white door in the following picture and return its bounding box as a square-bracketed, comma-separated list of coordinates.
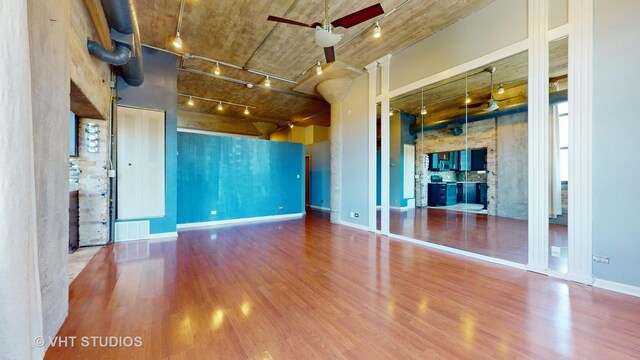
[403, 144, 415, 199]
[117, 106, 165, 219]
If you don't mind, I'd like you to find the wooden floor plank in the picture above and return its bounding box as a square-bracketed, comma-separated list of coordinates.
[46, 211, 639, 359]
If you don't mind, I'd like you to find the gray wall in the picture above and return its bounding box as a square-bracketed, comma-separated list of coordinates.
[28, 0, 71, 342]
[497, 112, 528, 220]
[341, 74, 369, 226]
[592, 0, 640, 287]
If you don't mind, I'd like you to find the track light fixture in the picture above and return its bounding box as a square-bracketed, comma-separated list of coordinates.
[217, 102, 223, 111]
[316, 62, 323, 76]
[373, 22, 381, 39]
[214, 62, 221, 76]
[288, 122, 294, 129]
[465, 94, 471, 104]
[172, 32, 183, 49]
[497, 84, 505, 95]
[389, 109, 394, 116]
[244, 106, 250, 115]
[187, 96, 194, 106]
[264, 75, 271, 87]
[420, 106, 427, 115]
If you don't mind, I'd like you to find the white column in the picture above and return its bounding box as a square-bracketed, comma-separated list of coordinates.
[378, 55, 392, 236]
[365, 62, 378, 231]
[0, 0, 45, 358]
[528, 0, 550, 273]
[567, 0, 594, 284]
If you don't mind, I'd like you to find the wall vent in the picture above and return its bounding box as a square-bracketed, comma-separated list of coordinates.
[114, 221, 150, 242]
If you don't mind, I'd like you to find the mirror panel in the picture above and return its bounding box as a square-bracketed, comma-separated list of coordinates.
[548, 37, 569, 273]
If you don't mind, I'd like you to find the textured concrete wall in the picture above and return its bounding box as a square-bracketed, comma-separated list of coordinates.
[28, 0, 71, 345]
[496, 112, 528, 219]
[77, 119, 110, 246]
[70, 0, 111, 120]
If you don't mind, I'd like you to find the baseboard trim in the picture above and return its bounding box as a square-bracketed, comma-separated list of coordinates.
[309, 205, 330, 211]
[339, 220, 371, 232]
[390, 206, 409, 211]
[593, 278, 640, 297]
[149, 232, 178, 242]
[177, 213, 303, 230]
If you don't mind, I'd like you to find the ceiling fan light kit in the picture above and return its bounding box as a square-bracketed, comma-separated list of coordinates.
[267, 1, 384, 63]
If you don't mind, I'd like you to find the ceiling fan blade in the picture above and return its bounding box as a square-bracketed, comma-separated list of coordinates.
[324, 46, 336, 63]
[331, 3, 384, 29]
[267, 15, 314, 28]
[458, 102, 485, 109]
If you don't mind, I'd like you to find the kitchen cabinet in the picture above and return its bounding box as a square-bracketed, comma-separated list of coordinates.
[470, 148, 487, 171]
[428, 153, 439, 171]
[477, 183, 488, 208]
[69, 190, 79, 253]
[457, 183, 477, 204]
[428, 183, 457, 206]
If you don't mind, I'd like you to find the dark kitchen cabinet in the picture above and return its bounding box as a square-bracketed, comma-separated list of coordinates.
[470, 148, 487, 171]
[69, 190, 79, 253]
[457, 183, 477, 204]
[428, 183, 457, 206]
[428, 153, 439, 171]
[477, 183, 488, 208]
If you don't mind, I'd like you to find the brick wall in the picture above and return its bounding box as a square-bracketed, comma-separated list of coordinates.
[77, 118, 110, 246]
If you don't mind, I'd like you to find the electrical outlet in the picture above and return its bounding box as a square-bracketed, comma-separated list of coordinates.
[593, 255, 610, 264]
[354, 212, 359, 218]
[551, 246, 561, 257]
[210, 210, 217, 215]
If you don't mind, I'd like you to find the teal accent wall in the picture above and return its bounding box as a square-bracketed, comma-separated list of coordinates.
[117, 47, 178, 234]
[177, 132, 304, 224]
[306, 141, 330, 209]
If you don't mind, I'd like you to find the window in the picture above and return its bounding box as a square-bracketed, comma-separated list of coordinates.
[557, 102, 568, 183]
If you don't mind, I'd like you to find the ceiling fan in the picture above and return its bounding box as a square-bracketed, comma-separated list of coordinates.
[267, 1, 384, 63]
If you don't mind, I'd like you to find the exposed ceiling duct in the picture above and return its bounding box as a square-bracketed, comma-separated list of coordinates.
[87, 0, 144, 86]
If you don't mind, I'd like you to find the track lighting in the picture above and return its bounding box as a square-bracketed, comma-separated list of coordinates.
[214, 62, 221, 76]
[264, 76, 271, 87]
[389, 109, 394, 116]
[420, 106, 427, 115]
[244, 106, 250, 115]
[497, 84, 505, 95]
[288, 122, 294, 129]
[172, 32, 183, 49]
[316, 62, 323, 76]
[187, 96, 194, 106]
[373, 22, 381, 39]
[465, 94, 471, 104]
[217, 102, 223, 111]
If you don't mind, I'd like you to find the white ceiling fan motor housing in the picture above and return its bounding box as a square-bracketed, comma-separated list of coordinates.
[315, 26, 343, 47]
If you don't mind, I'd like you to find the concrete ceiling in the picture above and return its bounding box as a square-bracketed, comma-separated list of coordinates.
[134, 0, 494, 135]
[390, 37, 569, 124]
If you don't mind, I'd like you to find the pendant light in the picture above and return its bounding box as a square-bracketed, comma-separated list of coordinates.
[373, 22, 381, 39]
[316, 62, 323, 75]
[187, 96, 194, 106]
[214, 62, 221, 75]
[264, 76, 271, 87]
[217, 101, 223, 111]
[420, 88, 427, 115]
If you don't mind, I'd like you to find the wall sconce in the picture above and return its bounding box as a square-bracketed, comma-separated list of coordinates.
[85, 123, 99, 153]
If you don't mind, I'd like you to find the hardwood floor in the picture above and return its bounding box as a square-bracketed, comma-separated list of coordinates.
[386, 208, 568, 271]
[46, 211, 639, 359]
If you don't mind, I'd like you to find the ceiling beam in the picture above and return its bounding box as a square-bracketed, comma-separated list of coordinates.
[83, 0, 111, 49]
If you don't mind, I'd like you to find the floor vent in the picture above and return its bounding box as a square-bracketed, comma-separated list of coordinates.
[114, 221, 150, 242]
